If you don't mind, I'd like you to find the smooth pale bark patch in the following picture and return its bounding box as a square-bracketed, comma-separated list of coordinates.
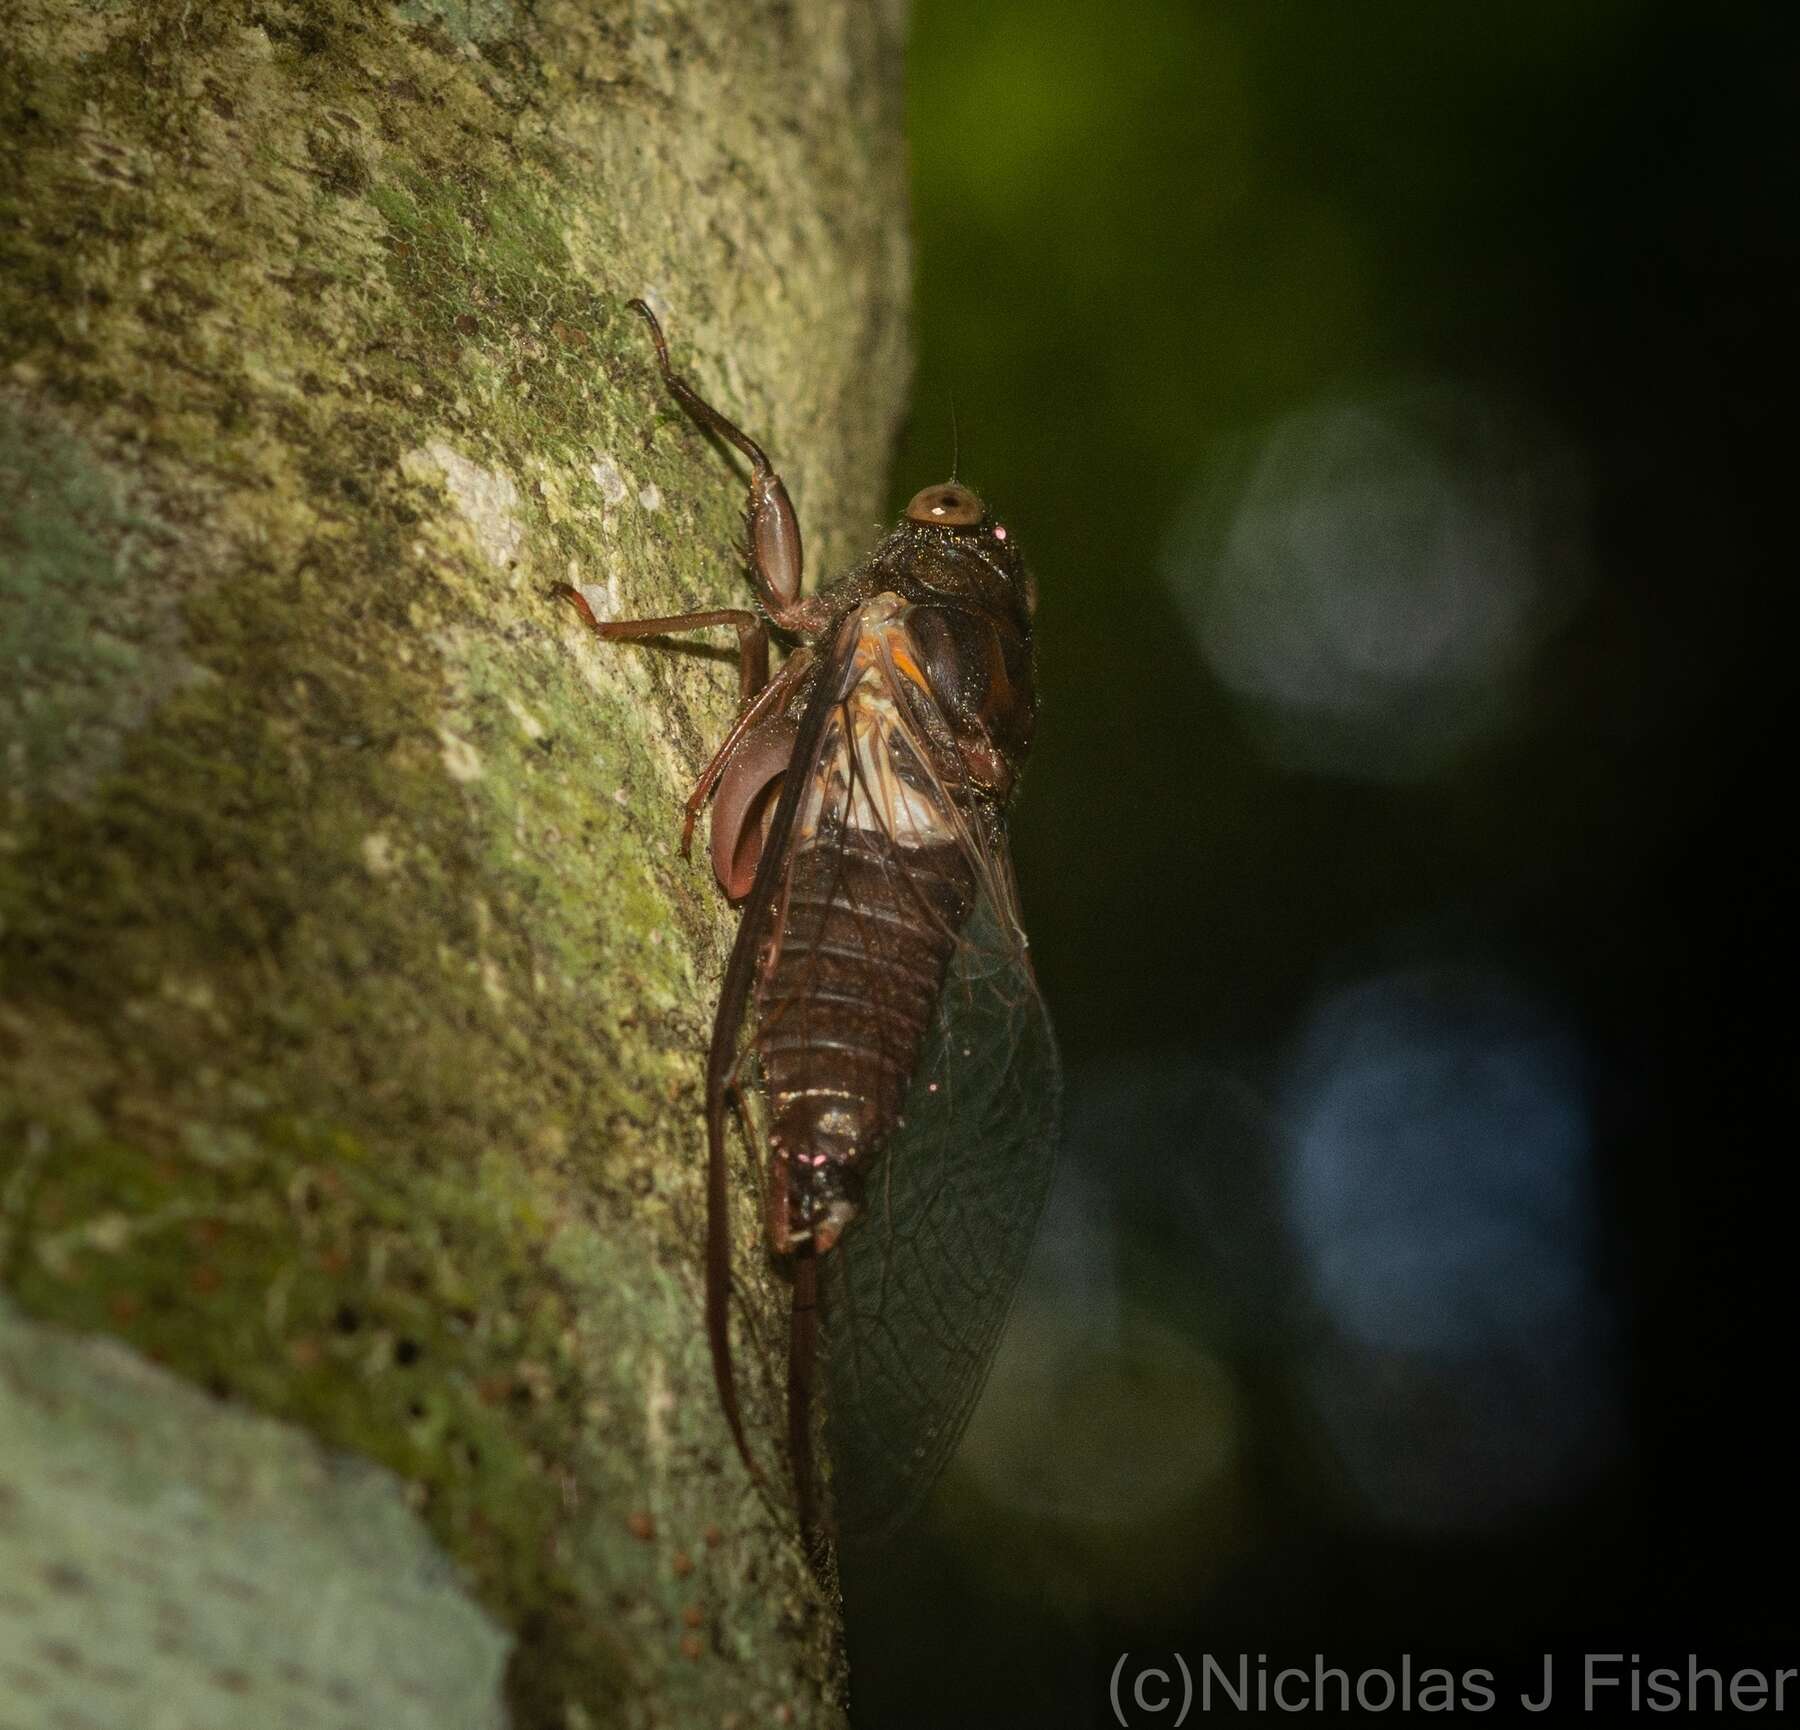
[0, 1295, 512, 1729]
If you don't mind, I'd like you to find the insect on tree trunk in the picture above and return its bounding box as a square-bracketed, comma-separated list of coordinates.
[560, 306, 1057, 1555]
[0, 1, 908, 1726]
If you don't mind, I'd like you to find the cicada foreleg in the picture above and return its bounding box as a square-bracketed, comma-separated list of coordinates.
[682, 646, 811, 864]
[626, 298, 814, 631]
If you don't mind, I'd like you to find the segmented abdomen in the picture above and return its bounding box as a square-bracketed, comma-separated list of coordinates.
[757, 826, 975, 1213]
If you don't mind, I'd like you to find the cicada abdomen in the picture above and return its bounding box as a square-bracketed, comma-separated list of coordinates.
[556, 303, 1059, 1544]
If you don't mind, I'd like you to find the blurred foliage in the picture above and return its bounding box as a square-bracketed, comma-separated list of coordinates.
[889, 0, 1774, 1067]
[850, 1, 1787, 1724]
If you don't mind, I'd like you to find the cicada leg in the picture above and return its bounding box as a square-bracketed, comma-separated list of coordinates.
[552, 584, 770, 700]
[554, 587, 813, 866]
[626, 299, 813, 629]
[789, 1253, 823, 1553]
[681, 647, 810, 863]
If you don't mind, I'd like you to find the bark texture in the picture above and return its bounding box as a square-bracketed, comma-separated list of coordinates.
[0, 1, 911, 1724]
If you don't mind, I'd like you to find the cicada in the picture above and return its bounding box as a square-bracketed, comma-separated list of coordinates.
[557, 302, 1059, 1541]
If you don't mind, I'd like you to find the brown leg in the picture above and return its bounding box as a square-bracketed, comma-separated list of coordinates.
[627, 300, 810, 626]
[555, 589, 808, 859]
[677, 646, 811, 858]
[789, 1253, 822, 1554]
[552, 584, 770, 701]
[705, 1078, 761, 1489]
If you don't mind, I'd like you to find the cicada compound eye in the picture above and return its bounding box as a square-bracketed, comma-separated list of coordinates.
[905, 482, 985, 528]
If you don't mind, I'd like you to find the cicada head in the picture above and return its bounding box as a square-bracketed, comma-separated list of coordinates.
[862, 481, 1041, 795]
[893, 481, 1037, 632]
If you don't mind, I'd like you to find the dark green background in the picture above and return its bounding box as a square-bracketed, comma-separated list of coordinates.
[844, 2, 1787, 1723]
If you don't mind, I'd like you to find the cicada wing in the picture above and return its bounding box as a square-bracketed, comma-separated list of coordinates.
[819, 884, 1062, 1544]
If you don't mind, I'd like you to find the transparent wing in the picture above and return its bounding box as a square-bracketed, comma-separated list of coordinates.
[819, 884, 1062, 1543]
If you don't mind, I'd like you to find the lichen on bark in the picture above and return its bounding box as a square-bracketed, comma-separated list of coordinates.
[0, 1, 910, 1724]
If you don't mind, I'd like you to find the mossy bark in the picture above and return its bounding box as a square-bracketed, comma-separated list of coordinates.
[0, 1, 910, 1724]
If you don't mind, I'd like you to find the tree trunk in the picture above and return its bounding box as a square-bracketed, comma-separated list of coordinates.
[0, 2, 910, 1724]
